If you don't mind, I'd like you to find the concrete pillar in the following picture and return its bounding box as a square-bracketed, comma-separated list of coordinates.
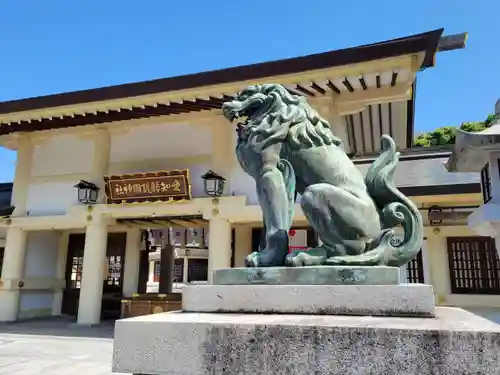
[52, 231, 69, 315]
[77, 221, 108, 325]
[426, 232, 450, 305]
[183, 256, 189, 283]
[148, 260, 155, 283]
[0, 228, 28, 321]
[122, 228, 141, 297]
[90, 128, 110, 203]
[12, 135, 33, 216]
[495, 237, 500, 260]
[211, 120, 235, 195]
[207, 218, 232, 283]
[316, 101, 351, 154]
[234, 226, 252, 267]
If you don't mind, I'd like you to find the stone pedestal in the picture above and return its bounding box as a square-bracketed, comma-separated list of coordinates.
[112, 267, 500, 375]
[214, 266, 400, 285]
[183, 284, 435, 317]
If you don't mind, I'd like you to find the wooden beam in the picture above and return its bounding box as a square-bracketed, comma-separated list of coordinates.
[437, 33, 468, 52]
[336, 84, 411, 114]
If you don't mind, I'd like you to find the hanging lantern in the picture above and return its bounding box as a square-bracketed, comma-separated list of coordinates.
[201, 170, 226, 197]
[74, 180, 99, 204]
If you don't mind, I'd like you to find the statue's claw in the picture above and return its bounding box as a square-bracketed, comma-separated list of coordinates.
[244, 252, 261, 267]
[244, 230, 290, 267]
[285, 248, 328, 267]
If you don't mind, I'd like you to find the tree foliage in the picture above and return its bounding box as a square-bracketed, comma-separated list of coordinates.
[413, 113, 499, 147]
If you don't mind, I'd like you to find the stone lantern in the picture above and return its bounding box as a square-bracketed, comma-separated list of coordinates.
[445, 99, 500, 254]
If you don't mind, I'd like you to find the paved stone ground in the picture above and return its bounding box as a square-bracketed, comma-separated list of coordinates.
[0, 310, 498, 374]
[0, 317, 126, 375]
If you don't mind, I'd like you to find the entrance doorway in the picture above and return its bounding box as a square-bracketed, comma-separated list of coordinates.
[61, 232, 126, 319]
[0, 247, 4, 277]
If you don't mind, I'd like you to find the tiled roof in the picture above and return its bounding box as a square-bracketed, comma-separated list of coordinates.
[357, 156, 479, 187]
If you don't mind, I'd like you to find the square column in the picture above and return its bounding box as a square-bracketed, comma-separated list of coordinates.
[89, 127, 110, 203]
[425, 232, 450, 305]
[148, 260, 155, 283]
[122, 228, 141, 297]
[0, 228, 28, 321]
[207, 218, 232, 283]
[12, 135, 33, 216]
[211, 121, 235, 195]
[234, 226, 252, 267]
[316, 101, 351, 154]
[77, 221, 108, 325]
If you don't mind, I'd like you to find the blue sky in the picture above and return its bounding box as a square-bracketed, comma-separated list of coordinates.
[0, 0, 498, 182]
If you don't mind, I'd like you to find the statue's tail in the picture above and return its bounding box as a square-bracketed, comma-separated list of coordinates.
[327, 135, 423, 267]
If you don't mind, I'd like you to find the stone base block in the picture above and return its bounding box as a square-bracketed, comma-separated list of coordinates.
[213, 266, 400, 285]
[113, 307, 500, 375]
[182, 284, 435, 317]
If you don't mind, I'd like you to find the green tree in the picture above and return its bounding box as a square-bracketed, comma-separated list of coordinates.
[412, 113, 499, 147]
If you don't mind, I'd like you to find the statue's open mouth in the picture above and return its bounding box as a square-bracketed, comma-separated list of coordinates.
[222, 98, 264, 128]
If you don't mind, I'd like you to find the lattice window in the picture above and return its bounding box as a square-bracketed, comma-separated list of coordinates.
[187, 259, 208, 282]
[447, 237, 500, 294]
[406, 250, 425, 283]
[69, 256, 84, 289]
[106, 255, 122, 286]
[173, 258, 184, 282]
[153, 258, 188, 283]
[481, 163, 492, 203]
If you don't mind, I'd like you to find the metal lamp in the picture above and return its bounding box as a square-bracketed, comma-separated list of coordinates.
[201, 170, 226, 197]
[74, 180, 99, 204]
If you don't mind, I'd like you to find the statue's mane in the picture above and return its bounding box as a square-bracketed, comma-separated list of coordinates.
[244, 84, 338, 151]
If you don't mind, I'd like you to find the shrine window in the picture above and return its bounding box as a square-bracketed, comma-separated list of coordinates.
[405, 250, 425, 283]
[187, 258, 208, 282]
[447, 237, 500, 294]
[480, 163, 492, 203]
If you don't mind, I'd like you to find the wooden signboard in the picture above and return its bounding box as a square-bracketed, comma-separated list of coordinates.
[104, 169, 191, 204]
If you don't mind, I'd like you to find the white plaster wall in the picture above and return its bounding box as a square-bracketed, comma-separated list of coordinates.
[109, 123, 213, 163]
[24, 231, 60, 278]
[19, 292, 54, 312]
[26, 181, 78, 216]
[19, 231, 60, 312]
[230, 167, 258, 204]
[229, 163, 304, 205]
[24, 134, 92, 215]
[31, 134, 93, 177]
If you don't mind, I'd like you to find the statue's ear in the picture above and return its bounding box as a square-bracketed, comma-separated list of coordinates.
[260, 84, 277, 94]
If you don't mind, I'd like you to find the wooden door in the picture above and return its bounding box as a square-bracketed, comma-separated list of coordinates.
[61, 232, 127, 318]
[103, 233, 126, 295]
[0, 247, 5, 278]
[62, 234, 85, 316]
[102, 233, 126, 319]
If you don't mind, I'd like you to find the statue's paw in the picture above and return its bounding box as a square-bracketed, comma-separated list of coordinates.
[244, 252, 261, 268]
[285, 250, 327, 267]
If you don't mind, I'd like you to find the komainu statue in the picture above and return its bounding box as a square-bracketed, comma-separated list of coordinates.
[222, 84, 423, 268]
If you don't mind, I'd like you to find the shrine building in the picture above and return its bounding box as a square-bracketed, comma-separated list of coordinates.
[1, 28, 497, 325]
